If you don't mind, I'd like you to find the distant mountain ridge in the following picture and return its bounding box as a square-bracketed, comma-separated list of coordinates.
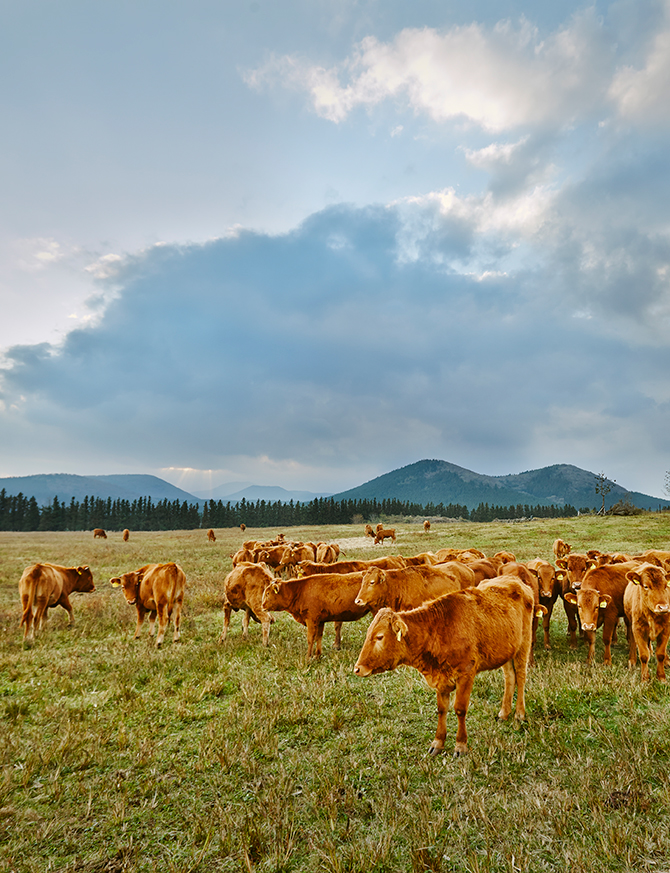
[2, 461, 667, 512]
[331, 459, 670, 512]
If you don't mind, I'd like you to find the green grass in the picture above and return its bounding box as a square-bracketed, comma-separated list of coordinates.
[2, 517, 670, 871]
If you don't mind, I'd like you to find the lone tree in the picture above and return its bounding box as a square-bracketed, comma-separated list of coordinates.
[594, 471, 615, 515]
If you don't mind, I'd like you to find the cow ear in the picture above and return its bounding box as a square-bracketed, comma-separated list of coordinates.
[564, 592, 577, 604]
[271, 583, 280, 594]
[555, 571, 565, 581]
[390, 614, 408, 641]
[556, 559, 567, 570]
[536, 605, 548, 616]
[110, 578, 121, 587]
[626, 571, 642, 585]
[599, 600, 608, 608]
[586, 560, 598, 571]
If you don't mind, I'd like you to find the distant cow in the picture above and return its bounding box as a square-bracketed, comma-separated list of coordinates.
[19, 563, 95, 642]
[219, 562, 275, 646]
[423, 520, 431, 532]
[110, 563, 186, 647]
[207, 529, 216, 542]
[122, 529, 130, 542]
[365, 524, 375, 538]
[353, 579, 535, 756]
[240, 523, 246, 532]
[624, 563, 670, 681]
[374, 528, 396, 545]
[93, 529, 107, 539]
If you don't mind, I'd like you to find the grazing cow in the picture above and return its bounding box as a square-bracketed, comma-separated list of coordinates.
[231, 547, 258, 567]
[207, 529, 216, 542]
[423, 520, 431, 533]
[219, 562, 275, 646]
[353, 579, 535, 756]
[240, 523, 246, 532]
[122, 529, 130, 542]
[110, 563, 186, 647]
[374, 528, 396, 545]
[623, 563, 670, 681]
[364, 524, 375, 538]
[563, 561, 640, 664]
[93, 528, 107, 539]
[258, 545, 291, 574]
[354, 565, 461, 614]
[555, 554, 596, 648]
[19, 563, 95, 642]
[553, 538, 572, 560]
[527, 558, 560, 649]
[261, 572, 369, 659]
[403, 552, 438, 566]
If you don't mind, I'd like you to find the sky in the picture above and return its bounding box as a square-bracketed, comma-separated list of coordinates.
[2, 0, 670, 498]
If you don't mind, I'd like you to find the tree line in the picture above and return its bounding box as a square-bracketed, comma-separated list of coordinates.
[0, 488, 580, 532]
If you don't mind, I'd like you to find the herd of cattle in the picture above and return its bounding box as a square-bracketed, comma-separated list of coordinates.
[15, 530, 670, 756]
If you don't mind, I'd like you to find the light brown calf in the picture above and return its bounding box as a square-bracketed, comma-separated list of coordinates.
[19, 563, 95, 642]
[93, 528, 107, 539]
[374, 528, 396, 544]
[354, 565, 462, 614]
[623, 563, 670, 681]
[219, 562, 275, 646]
[353, 579, 535, 756]
[110, 563, 186, 647]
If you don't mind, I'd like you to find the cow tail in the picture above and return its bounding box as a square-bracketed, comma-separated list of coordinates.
[166, 563, 179, 609]
[20, 566, 40, 629]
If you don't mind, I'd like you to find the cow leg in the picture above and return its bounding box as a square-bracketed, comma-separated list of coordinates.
[306, 620, 324, 659]
[218, 602, 233, 644]
[655, 626, 668, 682]
[634, 627, 651, 681]
[624, 615, 637, 669]
[333, 621, 343, 650]
[428, 687, 452, 756]
[172, 600, 182, 643]
[602, 611, 617, 665]
[135, 606, 147, 639]
[542, 604, 553, 649]
[242, 608, 251, 640]
[34, 599, 49, 636]
[563, 600, 579, 649]
[57, 594, 75, 625]
[155, 605, 170, 648]
[452, 675, 475, 757]
[261, 617, 271, 647]
[585, 629, 597, 664]
[314, 622, 326, 658]
[498, 660, 517, 720]
[22, 600, 36, 642]
[510, 651, 528, 721]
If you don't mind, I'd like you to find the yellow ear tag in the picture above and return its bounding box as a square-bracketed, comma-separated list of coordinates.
[111, 581, 120, 587]
[600, 601, 608, 608]
[536, 608, 544, 617]
[396, 630, 402, 641]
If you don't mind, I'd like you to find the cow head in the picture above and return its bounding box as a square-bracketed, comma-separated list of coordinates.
[354, 608, 408, 676]
[564, 589, 611, 631]
[626, 564, 670, 614]
[73, 566, 95, 592]
[354, 567, 385, 608]
[110, 571, 141, 605]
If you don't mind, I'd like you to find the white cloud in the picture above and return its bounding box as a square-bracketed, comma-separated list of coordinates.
[610, 11, 670, 124]
[247, 10, 613, 132]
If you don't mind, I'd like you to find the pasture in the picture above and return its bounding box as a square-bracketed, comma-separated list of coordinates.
[2, 516, 670, 872]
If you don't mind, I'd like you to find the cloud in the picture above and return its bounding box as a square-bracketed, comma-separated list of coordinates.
[246, 9, 614, 132]
[2, 194, 670, 493]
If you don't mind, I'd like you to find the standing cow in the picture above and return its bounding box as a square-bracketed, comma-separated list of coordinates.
[122, 529, 130, 542]
[19, 563, 95, 642]
[93, 529, 107, 539]
[353, 579, 536, 756]
[110, 563, 186, 647]
[624, 563, 670, 681]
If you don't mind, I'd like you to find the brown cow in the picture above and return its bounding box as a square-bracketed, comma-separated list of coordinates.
[240, 523, 246, 532]
[553, 538, 572, 559]
[527, 558, 560, 649]
[207, 529, 216, 542]
[555, 554, 596, 648]
[93, 528, 107, 539]
[364, 524, 375, 538]
[122, 529, 130, 542]
[498, 563, 541, 664]
[434, 561, 477, 589]
[231, 547, 257, 567]
[316, 543, 340, 564]
[19, 563, 95, 642]
[110, 563, 186, 647]
[354, 565, 461, 614]
[423, 520, 431, 532]
[261, 572, 369, 659]
[462, 559, 499, 585]
[403, 553, 438, 566]
[624, 563, 670, 681]
[374, 528, 396, 545]
[436, 548, 485, 563]
[563, 561, 640, 664]
[353, 578, 535, 756]
[219, 562, 275, 646]
[297, 556, 406, 576]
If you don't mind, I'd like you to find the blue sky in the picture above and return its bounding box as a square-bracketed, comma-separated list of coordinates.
[2, 0, 670, 497]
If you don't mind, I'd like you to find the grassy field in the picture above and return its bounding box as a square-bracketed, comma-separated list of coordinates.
[2, 515, 670, 873]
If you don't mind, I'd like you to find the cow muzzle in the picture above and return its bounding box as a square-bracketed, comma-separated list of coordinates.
[654, 604, 670, 613]
[581, 622, 596, 631]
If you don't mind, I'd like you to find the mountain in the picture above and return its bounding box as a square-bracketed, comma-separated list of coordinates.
[214, 485, 330, 504]
[0, 473, 202, 506]
[191, 481, 254, 500]
[330, 459, 670, 512]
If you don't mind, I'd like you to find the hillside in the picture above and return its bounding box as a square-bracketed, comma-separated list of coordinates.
[0, 473, 202, 506]
[331, 459, 670, 512]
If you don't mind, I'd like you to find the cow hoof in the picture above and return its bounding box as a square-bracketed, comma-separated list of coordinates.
[428, 746, 442, 756]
